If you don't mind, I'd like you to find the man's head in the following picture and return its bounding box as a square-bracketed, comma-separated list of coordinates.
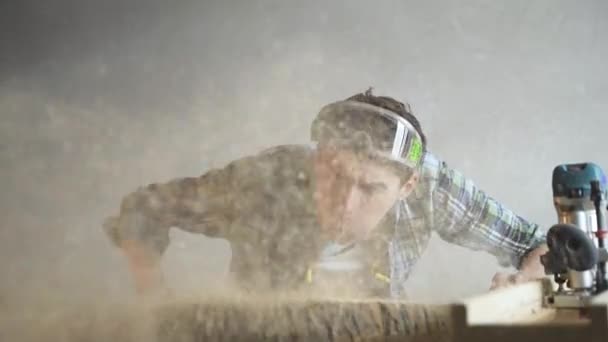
[310, 89, 427, 243]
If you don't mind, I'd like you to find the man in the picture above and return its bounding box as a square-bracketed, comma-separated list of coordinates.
[103, 89, 548, 299]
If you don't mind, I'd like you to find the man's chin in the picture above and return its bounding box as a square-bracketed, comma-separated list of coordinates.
[335, 230, 370, 244]
[320, 222, 370, 243]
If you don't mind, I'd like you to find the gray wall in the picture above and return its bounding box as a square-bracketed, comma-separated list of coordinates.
[1, 0, 607, 305]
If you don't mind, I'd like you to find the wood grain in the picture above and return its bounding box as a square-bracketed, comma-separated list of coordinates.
[5, 294, 454, 342]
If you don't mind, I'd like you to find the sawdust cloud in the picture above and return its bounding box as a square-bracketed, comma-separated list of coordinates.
[1, 0, 608, 340]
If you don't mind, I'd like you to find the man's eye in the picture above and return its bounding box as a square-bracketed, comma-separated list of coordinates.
[359, 183, 381, 194]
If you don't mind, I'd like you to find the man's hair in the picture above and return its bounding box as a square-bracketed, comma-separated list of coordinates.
[342, 88, 427, 183]
[344, 88, 427, 150]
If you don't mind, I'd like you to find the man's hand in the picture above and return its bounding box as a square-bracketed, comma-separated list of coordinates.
[104, 212, 171, 298]
[489, 244, 549, 290]
[121, 240, 168, 297]
[490, 271, 528, 290]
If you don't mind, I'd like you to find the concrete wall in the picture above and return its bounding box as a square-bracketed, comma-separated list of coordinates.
[1, 0, 607, 306]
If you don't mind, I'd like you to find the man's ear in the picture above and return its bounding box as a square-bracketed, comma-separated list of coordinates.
[399, 172, 419, 198]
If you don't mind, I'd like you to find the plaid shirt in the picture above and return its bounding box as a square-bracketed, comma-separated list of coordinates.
[386, 152, 546, 297]
[104, 144, 546, 298]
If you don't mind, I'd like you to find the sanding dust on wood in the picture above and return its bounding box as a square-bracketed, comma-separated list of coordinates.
[1, 292, 455, 342]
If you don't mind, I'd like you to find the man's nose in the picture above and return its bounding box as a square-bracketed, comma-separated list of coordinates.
[332, 179, 353, 212]
[342, 185, 361, 220]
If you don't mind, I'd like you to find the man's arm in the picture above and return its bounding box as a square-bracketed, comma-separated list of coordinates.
[428, 157, 547, 285]
[103, 168, 236, 295]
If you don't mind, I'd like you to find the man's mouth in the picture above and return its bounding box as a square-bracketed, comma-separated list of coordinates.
[333, 221, 361, 244]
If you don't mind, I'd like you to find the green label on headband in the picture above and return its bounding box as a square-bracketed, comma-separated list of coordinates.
[407, 136, 423, 165]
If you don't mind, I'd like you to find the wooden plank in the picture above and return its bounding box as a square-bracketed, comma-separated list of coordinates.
[589, 289, 608, 342]
[153, 295, 455, 341]
[12, 282, 608, 341]
[464, 325, 591, 342]
[11, 294, 455, 342]
[457, 279, 550, 325]
[452, 279, 608, 342]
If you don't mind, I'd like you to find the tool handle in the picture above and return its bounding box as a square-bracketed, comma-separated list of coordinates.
[543, 223, 599, 272]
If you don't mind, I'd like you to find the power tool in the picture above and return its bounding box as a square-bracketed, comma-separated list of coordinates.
[541, 162, 608, 308]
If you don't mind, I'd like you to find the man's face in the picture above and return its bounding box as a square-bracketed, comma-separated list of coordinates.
[313, 146, 417, 243]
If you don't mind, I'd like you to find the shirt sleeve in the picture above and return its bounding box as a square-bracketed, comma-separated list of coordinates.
[102, 166, 237, 255]
[429, 156, 547, 269]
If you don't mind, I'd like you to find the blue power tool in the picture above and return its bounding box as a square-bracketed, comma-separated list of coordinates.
[541, 162, 608, 307]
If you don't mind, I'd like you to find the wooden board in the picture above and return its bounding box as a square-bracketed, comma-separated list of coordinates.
[7, 294, 455, 342]
[154, 297, 455, 341]
[453, 279, 608, 342]
[8, 281, 608, 341]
